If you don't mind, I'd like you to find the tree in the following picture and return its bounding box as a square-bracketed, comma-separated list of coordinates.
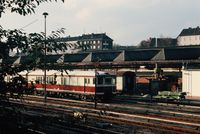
[138, 37, 177, 48]
[137, 39, 151, 48]
[0, 0, 68, 98]
[0, 0, 64, 17]
[0, 1, 75, 133]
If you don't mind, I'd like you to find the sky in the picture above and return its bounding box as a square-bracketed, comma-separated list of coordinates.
[1, 0, 200, 46]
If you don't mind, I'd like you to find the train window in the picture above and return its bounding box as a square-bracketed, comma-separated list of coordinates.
[36, 76, 43, 84]
[47, 76, 54, 84]
[84, 78, 90, 84]
[84, 78, 87, 84]
[98, 77, 103, 85]
[61, 77, 64, 85]
[46, 77, 49, 83]
[64, 78, 67, 85]
[93, 78, 96, 84]
[61, 77, 67, 85]
[105, 77, 112, 85]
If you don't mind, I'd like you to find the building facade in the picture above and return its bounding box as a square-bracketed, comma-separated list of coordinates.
[177, 26, 200, 46]
[182, 69, 200, 97]
[57, 33, 113, 53]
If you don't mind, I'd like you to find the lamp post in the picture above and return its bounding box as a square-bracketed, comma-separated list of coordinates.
[94, 57, 101, 109]
[94, 68, 97, 109]
[43, 12, 48, 103]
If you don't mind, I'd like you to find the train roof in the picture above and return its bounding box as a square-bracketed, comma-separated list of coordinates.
[19, 69, 113, 77]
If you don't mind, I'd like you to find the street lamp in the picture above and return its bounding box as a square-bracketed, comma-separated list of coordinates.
[43, 12, 48, 103]
[94, 68, 97, 109]
[94, 57, 101, 109]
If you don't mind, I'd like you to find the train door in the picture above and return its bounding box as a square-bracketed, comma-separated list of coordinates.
[123, 72, 136, 94]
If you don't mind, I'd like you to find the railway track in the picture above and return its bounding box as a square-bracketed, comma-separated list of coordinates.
[24, 95, 200, 120]
[6, 95, 200, 134]
[1, 102, 121, 134]
[113, 94, 200, 107]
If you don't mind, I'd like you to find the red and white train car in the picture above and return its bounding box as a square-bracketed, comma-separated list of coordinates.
[20, 69, 116, 100]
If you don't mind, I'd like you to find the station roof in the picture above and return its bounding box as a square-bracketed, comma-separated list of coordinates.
[6, 46, 200, 69]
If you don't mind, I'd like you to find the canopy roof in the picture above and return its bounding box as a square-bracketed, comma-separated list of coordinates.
[5, 46, 200, 69]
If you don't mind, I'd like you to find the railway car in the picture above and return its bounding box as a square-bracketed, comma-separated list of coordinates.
[19, 69, 116, 100]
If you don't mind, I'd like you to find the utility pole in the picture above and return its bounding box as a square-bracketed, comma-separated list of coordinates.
[43, 12, 48, 103]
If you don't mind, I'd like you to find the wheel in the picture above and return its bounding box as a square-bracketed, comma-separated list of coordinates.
[80, 95, 87, 101]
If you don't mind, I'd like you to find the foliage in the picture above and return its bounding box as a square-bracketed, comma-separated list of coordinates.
[138, 38, 177, 48]
[26, 28, 67, 55]
[0, 26, 28, 59]
[137, 39, 151, 48]
[0, 0, 70, 100]
[0, 26, 67, 61]
[0, 1, 76, 133]
[0, 27, 69, 101]
[0, 0, 64, 17]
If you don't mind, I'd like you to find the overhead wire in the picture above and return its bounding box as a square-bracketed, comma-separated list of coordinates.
[19, 19, 38, 30]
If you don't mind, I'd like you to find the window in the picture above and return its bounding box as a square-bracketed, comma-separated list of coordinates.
[61, 77, 64, 85]
[98, 77, 103, 85]
[97, 40, 100, 44]
[84, 78, 87, 84]
[36, 76, 43, 84]
[84, 78, 90, 84]
[93, 78, 96, 84]
[61, 77, 67, 85]
[105, 77, 112, 84]
[64, 78, 67, 85]
[93, 40, 96, 44]
[47, 76, 54, 84]
[178, 38, 182, 44]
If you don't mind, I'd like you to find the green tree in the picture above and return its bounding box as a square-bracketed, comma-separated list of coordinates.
[0, 0, 68, 98]
[0, 2, 72, 133]
[0, 0, 64, 17]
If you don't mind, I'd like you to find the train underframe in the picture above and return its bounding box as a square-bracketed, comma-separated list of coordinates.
[34, 88, 114, 101]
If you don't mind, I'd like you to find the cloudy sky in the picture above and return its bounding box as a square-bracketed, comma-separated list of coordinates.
[1, 0, 200, 45]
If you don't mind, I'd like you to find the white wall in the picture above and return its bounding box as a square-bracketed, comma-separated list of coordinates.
[182, 70, 200, 97]
[178, 35, 200, 46]
[116, 76, 123, 91]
